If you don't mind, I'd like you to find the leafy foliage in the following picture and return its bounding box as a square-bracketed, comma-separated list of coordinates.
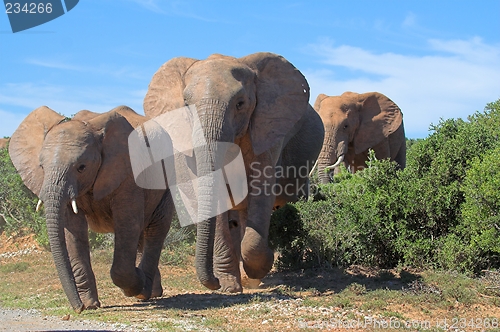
[2, 99, 500, 274]
[0, 147, 48, 247]
[271, 99, 500, 273]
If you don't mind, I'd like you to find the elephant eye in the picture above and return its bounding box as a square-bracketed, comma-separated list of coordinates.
[77, 164, 86, 173]
[236, 101, 245, 110]
[229, 219, 239, 229]
[343, 124, 349, 129]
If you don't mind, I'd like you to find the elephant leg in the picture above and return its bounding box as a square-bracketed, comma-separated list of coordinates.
[213, 211, 242, 293]
[64, 213, 100, 309]
[389, 124, 406, 169]
[394, 140, 406, 169]
[371, 139, 391, 161]
[137, 191, 172, 300]
[110, 187, 146, 297]
[151, 267, 163, 298]
[236, 210, 261, 289]
[277, 104, 324, 202]
[241, 155, 276, 279]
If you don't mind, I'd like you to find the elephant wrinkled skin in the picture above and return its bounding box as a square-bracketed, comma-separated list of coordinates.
[144, 52, 324, 292]
[9, 106, 173, 312]
[314, 91, 406, 183]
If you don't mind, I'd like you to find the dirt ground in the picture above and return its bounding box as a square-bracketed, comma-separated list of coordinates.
[1, 232, 500, 331]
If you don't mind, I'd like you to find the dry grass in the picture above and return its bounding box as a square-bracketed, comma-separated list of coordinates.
[1, 233, 500, 331]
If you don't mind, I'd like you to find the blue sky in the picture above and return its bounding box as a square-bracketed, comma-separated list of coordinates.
[1, 0, 499, 138]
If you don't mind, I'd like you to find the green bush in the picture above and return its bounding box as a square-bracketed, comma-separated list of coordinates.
[160, 215, 195, 267]
[455, 145, 500, 270]
[271, 154, 403, 269]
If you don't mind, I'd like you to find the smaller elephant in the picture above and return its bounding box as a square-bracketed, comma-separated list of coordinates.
[9, 105, 173, 312]
[313, 91, 406, 183]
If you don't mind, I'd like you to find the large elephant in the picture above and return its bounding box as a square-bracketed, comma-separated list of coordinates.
[143, 52, 324, 292]
[9, 105, 173, 312]
[313, 91, 406, 183]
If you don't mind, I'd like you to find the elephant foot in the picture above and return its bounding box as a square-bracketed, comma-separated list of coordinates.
[218, 276, 242, 293]
[151, 284, 163, 298]
[135, 284, 163, 301]
[113, 267, 145, 298]
[135, 291, 151, 301]
[83, 301, 101, 310]
[242, 277, 262, 289]
[241, 237, 274, 279]
[215, 262, 242, 293]
[78, 290, 100, 310]
[151, 269, 163, 298]
[239, 262, 262, 289]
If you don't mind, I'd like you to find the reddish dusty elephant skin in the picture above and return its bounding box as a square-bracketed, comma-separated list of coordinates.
[314, 91, 406, 183]
[143, 52, 324, 292]
[0, 138, 9, 150]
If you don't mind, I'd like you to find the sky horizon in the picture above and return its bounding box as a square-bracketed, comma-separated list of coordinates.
[1, 0, 499, 139]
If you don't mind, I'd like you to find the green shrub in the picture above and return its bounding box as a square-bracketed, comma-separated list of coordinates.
[454, 145, 500, 271]
[160, 214, 195, 267]
[0, 148, 48, 247]
[271, 154, 404, 269]
[271, 99, 500, 273]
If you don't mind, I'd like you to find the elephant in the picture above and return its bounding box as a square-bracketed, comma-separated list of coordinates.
[0, 138, 9, 149]
[143, 52, 324, 292]
[8, 105, 173, 312]
[313, 91, 406, 183]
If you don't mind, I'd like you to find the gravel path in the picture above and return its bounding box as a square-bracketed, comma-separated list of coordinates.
[0, 307, 153, 332]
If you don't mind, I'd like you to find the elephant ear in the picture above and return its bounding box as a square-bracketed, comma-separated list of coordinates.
[313, 93, 329, 112]
[144, 57, 199, 156]
[354, 92, 403, 155]
[72, 110, 100, 122]
[9, 106, 65, 196]
[239, 52, 310, 156]
[109, 105, 146, 129]
[88, 111, 134, 201]
[143, 57, 198, 119]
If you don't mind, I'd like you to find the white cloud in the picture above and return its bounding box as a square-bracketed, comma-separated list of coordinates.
[305, 38, 500, 138]
[25, 58, 149, 80]
[128, 0, 165, 14]
[25, 59, 84, 71]
[402, 12, 417, 28]
[128, 0, 218, 22]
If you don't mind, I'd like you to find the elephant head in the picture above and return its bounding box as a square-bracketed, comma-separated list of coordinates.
[144, 52, 310, 290]
[9, 106, 133, 312]
[314, 91, 403, 183]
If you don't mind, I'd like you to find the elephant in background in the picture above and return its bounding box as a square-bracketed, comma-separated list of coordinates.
[143, 52, 324, 292]
[0, 138, 9, 149]
[9, 105, 173, 312]
[313, 91, 406, 183]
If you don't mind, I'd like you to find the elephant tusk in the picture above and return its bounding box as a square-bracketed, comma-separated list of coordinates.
[308, 160, 318, 177]
[324, 155, 345, 172]
[36, 200, 43, 212]
[71, 199, 78, 214]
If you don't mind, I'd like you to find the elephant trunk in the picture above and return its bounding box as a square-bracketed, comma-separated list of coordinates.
[193, 99, 232, 291]
[317, 152, 333, 184]
[40, 178, 84, 313]
[317, 132, 347, 183]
